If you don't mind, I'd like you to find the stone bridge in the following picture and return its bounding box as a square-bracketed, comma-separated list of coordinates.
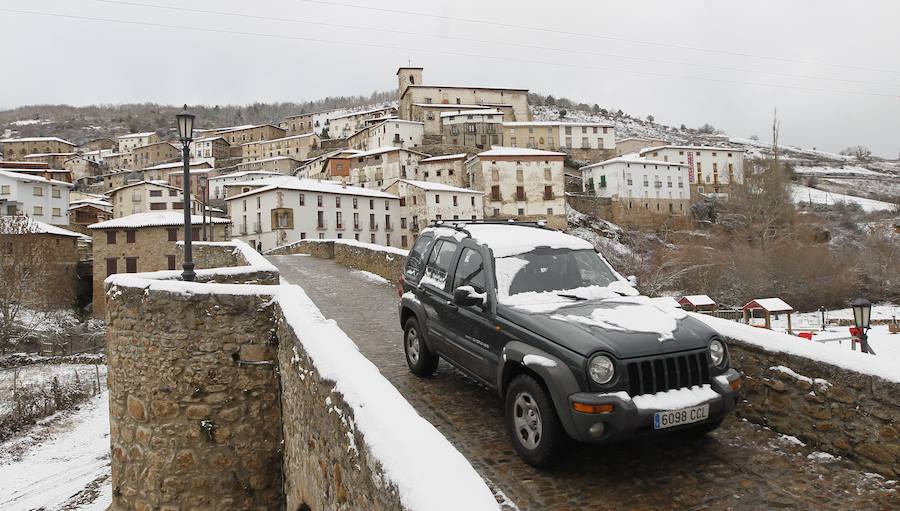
[267, 253, 898, 510]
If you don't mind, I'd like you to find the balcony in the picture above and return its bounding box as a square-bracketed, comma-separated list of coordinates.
[353, 224, 361, 231]
[316, 221, 328, 230]
[253, 222, 262, 234]
[240, 225, 248, 235]
[336, 222, 344, 230]
[654, 181, 663, 188]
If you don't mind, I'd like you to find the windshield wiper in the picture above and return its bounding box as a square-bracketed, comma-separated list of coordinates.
[556, 293, 588, 301]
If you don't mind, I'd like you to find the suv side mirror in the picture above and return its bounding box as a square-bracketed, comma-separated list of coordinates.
[627, 275, 638, 287]
[453, 286, 484, 307]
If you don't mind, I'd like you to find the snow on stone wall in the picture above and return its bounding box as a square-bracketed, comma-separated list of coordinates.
[267, 239, 408, 282]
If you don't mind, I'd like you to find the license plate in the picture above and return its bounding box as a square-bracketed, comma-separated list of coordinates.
[653, 404, 709, 430]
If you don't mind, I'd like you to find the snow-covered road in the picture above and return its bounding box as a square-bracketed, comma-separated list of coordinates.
[0, 392, 111, 511]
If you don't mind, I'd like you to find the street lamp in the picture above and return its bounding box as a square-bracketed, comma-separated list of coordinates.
[819, 306, 826, 331]
[850, 297, 874, 354]
[176, 105, 196, 281]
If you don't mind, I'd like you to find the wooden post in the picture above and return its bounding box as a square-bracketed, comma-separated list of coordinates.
[764, 311, 771, 330]
[787, 312, 793, 335]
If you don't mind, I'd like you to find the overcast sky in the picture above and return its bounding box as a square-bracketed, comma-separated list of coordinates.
[2, 0, 899, 156]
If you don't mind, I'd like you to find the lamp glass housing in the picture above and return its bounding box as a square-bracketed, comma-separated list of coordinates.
[177, 107, 195, 142]
[851, 297, 872, 330]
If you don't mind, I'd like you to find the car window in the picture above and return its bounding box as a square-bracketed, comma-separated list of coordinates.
[420, 239, 458, 290]
[452, 248, 486, 294]
[496, 248, 619, 298]
[404, 234, 433, 280]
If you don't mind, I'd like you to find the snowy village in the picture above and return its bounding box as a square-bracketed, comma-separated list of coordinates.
[1, 1, 899, 510]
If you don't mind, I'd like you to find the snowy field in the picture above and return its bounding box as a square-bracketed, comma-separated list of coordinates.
[0, 392, 111, 510]
[791, 184, 897, 212]
[0, 363, 107, 415]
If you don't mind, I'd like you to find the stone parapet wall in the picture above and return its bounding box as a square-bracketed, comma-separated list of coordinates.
[727, 337, 900, 477]
[105, 281, 284, 510]
[177, 240, 280, 285]
[268, 239, 407, 282]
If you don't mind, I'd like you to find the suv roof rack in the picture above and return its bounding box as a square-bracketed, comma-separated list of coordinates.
[425, 218, 555, 240]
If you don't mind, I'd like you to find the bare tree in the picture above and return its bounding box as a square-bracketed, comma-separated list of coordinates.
[0, 217, 52, 354]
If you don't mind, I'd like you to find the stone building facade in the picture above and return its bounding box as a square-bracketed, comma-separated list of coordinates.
[116, 132, 160, 154]
[417, 153, 469, 188]
[132, 141, 180, 170]
[348, 147, 430, 189]
[241, 133, 320, 162]
[1, 137, 76, 160]
[345, 120, 424, 151]
[466, 147, 567, 228]
[89, 212, 230, 316]
[441, 109, 504, 149]
[638, 145, 745, 198]
[580, 156, 691, 217]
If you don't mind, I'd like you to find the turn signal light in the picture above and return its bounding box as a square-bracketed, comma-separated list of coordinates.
[572, 402, 614, 414]
[729, 377, 742, 391]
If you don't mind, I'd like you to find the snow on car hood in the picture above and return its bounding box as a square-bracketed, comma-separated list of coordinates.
[550, 296, 687, 342]
[499, 281, 640, 313]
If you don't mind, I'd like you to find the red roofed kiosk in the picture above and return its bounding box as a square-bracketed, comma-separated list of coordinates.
[743, 298, 794, 334]
[677, 295, 717, 312]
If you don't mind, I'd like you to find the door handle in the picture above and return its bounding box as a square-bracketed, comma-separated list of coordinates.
[445, 300, 458, 310]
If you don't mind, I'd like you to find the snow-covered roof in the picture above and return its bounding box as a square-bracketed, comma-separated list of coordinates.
[212, 124, 282, 134]
[616, 136, 669, 143]
[679, 295, 716, 306]
[430, 224, 594, 258]
[440, 109, 503, 118]
[240, 132, 316, 146]
[237, 156, 302, 165]
[24, 152, 77, 157]
[226, 177, 399, 201]
[402, 85, 528, 97]
[108, 180, 182, 194]
[744, 298, 793, 312]
[330, 106, 396, 120]
[476, 146, 566, 158]
[0, 216, 86, 238]
[193, 136, 227, 143]
[419, 153, 467, 163]
[352, 146, 431, 159]
[142, 160, 211, 171]
[89, 212, 230, 229]
[412, 103, 497, 109]
[69, 198, 113, 209]
[580, 155, 687, 171]
[639, 145, 745, 155]
[396, 180, 480, 193]
[650, 296, 683, 309]
[116, 132, 157, 139]
[0, 169, 73, 187]
[208, 170, 283, 182]
[0, 136, 75, 145]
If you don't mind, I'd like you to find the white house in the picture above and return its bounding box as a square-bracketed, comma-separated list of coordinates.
[116, 132, 159, 153]
[383, 179, 484, 248]
[208, 171, 284, 201]
[349, 147, 431, 189]
[347, 120, 425, 151]
[638, 146, 745, 196]
[0, 169, 72, 225]
[501, 121, 614, 151]
[327, 106, 397, 139]
[441, 109, 505, 148]
[580, 155, 691, 215]
[225, 177, 402, 251]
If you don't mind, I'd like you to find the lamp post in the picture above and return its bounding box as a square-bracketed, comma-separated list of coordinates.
[200, 178, 208, 241]
[819, 306, 826, 331]
[176, 105, 196, 281]
[850, 297, 874, 355]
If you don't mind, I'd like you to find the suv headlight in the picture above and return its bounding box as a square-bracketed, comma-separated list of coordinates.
[709, 339, 726, 367]
[588, 355, 615, 384]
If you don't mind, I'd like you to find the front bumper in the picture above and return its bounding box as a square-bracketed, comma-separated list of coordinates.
[564, 368, 742, 443]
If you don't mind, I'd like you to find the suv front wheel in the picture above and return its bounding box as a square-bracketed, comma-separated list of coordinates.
[505, 374, 563, 468]
[403, 317, 439, 377]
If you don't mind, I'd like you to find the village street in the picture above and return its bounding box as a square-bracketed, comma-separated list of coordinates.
[268, 254, 899, 510]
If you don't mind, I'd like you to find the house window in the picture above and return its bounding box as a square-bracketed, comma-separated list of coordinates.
[52, 208, 61, 217]
[125, 257, 138, 273]
[299, 193, 305, 206]
[126, 230, 136, 243]
[518, 208, 525, 215]
[52, 188, 61, 198]
[516, 186, 525, 201]
[150, 202, 167, 210]
[317, 195, 323, 207]
[149, 190, 162, 197]
[352, 197, 358, 209]
[335, 196, 341, 208]
[544, 186, 554, 200]
[192, 227, 200, 241]
[167, 228, 177, 241]
[434, 194, 440, 204]
[106, 230, 116, 244]
[371, 233, 376, 243]
[167, 255, 176, 270]
[491, 185, 500, 201]
[0, 185, 9, 194]
[452, 195, 458, 206]
[33, 186, 43, 196]
[105, 258, 118, 276]
[401, 235, 408, 248]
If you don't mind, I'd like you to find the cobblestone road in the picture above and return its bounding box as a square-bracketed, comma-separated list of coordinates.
[269, 255, 899, 510]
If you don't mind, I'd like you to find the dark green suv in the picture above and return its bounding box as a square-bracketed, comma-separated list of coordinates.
[398, 222, 742, 467]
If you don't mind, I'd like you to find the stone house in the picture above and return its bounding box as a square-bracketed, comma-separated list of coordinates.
[69, 201, 113, 230]
[284, 110, 332, 136]
[383, 179, 483, 248]
[348, 147, 431, 189]
[616, 137, 670, 156]
[396, 67, 531, 124]
[502, 121, 615, 159]
[408, 103, 515, 136]
[580, 155, 691, 217]
[108, 181, 202, 218]
[235, 156, 303, 175]
[78, 138, 116, 152]
[190, 136, 232, 165]
[441, 109, 505, 149]
[225, 177, 401, 251]
[417, 153, 469, 188]
[346, 120, 425, 151]
[465, 147, 567, 228]
[241, 133, 320, 162]
[169, 170, 213, 201]
[101, 152, 127, 170]
[0, 137, 76, 160]
[88, 212, 230, 317]
[638, 145, 745, 198]
[0, 216, 84, 310]
[132, 141, 181, 170]
[63, 155, 101, 182]
[141, 160, 212, 182]
[116, 132, 160, 154]
[212, 124, 287, 149]
[326, 106, 397, 139]
[0, 169, 72, 224]
[23, 152, 78, 169]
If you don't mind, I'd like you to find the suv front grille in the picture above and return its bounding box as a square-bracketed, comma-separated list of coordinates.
[625, 350, 710, 396]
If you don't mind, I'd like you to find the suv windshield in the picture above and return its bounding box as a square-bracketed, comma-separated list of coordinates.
[495, 248, 623, 301]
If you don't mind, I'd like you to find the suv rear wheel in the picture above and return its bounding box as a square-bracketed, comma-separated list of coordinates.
[505, 374, 563, 468]
[403, 317, 439, 377]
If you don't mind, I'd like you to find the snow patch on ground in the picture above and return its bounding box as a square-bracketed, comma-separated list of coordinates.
[791, 184, 897, 212]
[0, 392, 111, 511]
[353, 270, 390, 285]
